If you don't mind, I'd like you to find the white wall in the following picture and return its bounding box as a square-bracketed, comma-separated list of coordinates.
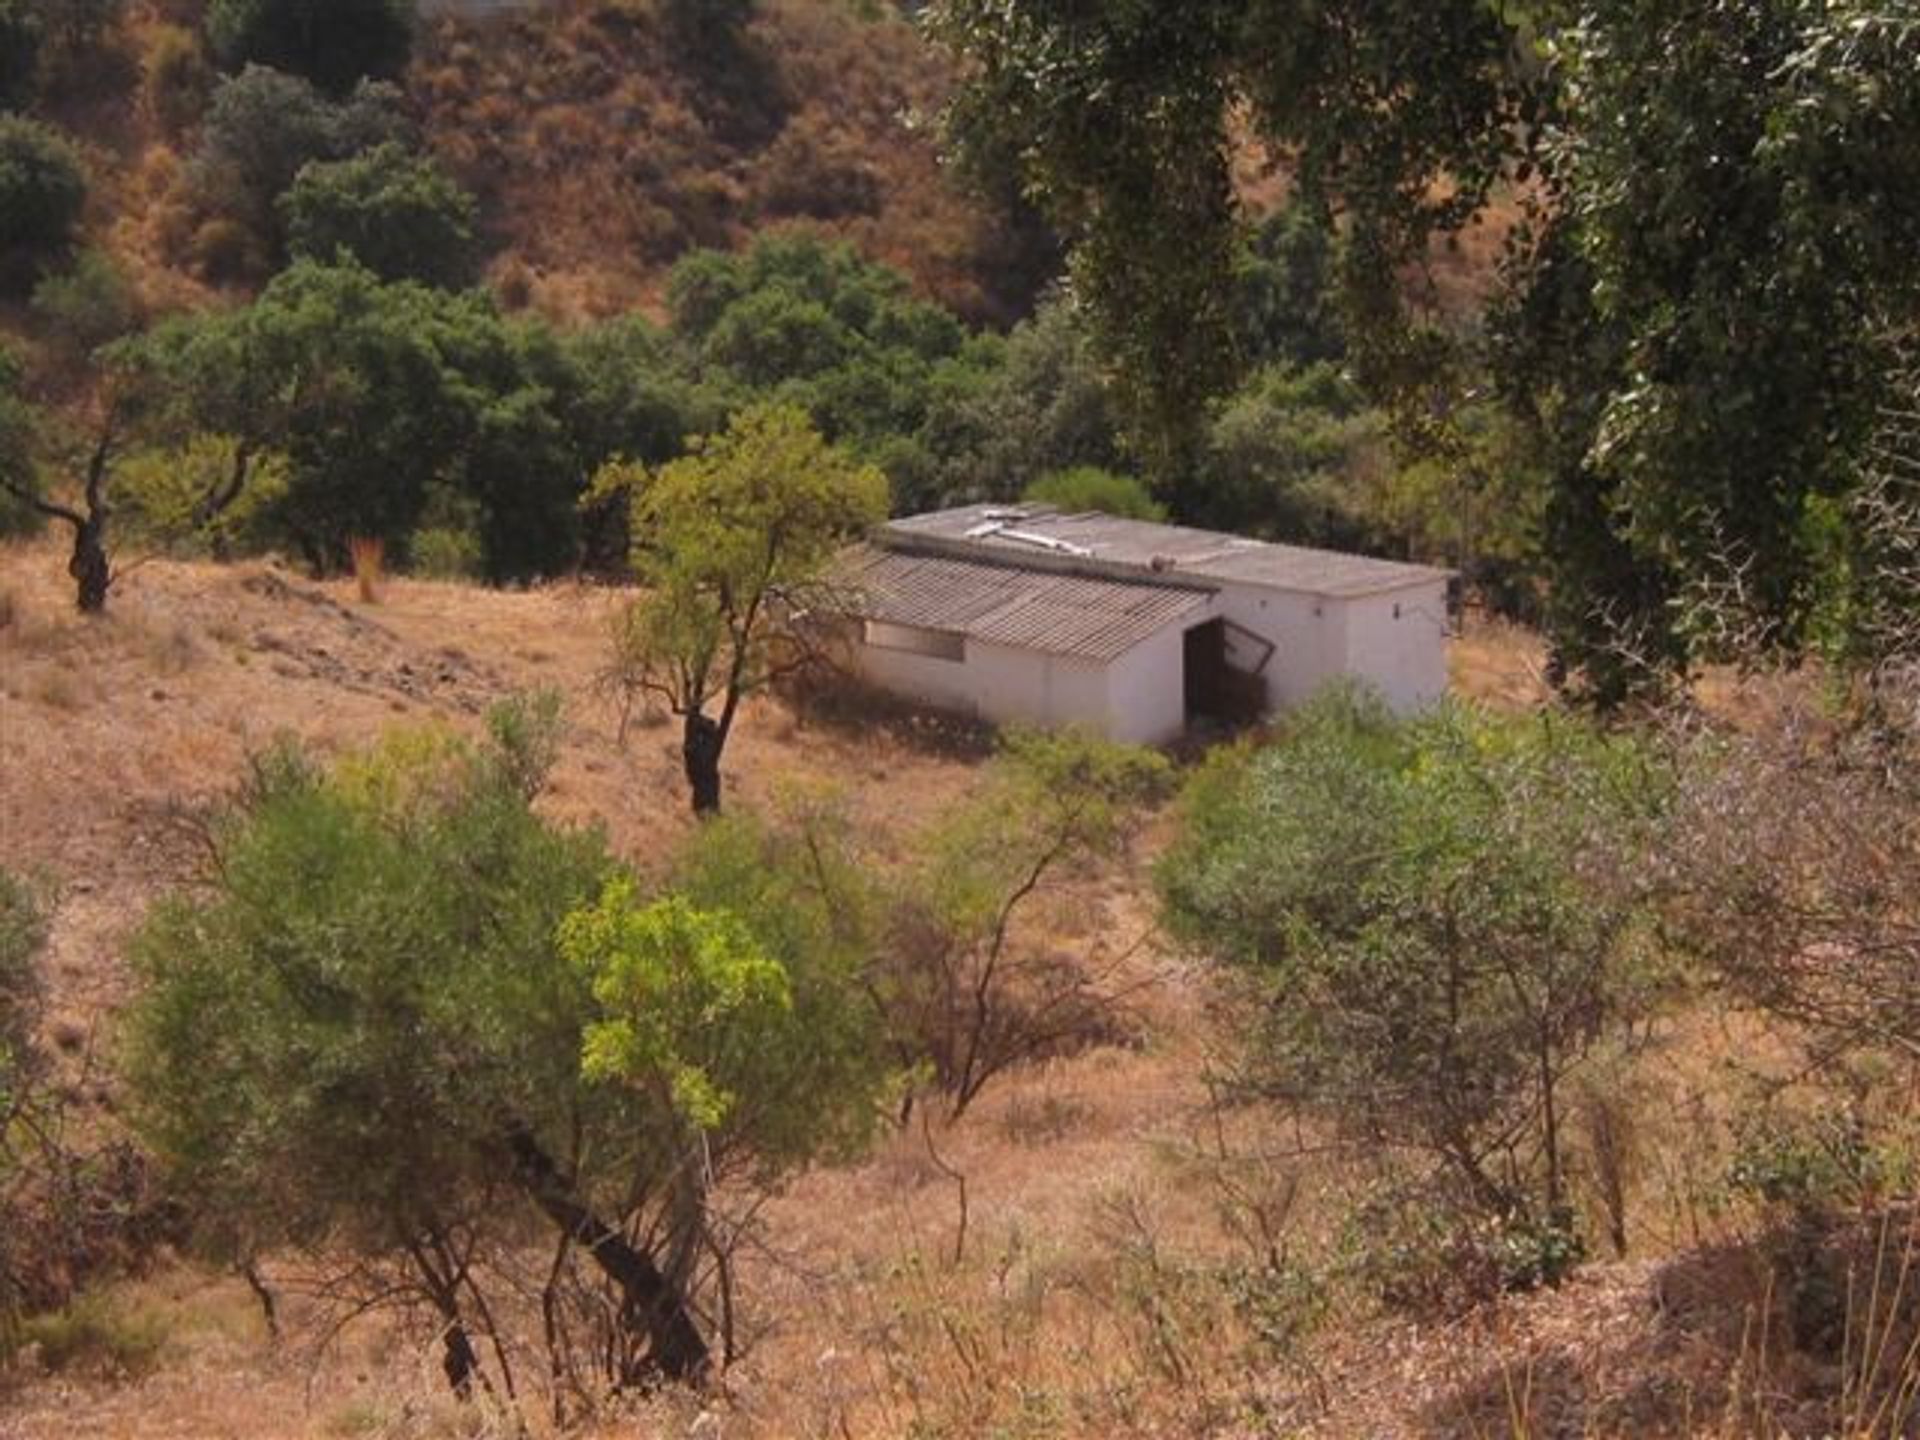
[1103, 622, 1189, 745]
[1210, 582, 1343, 710]
[1337, 581, 1451, 713]
[846, 576, 1448, 738]
[851, 635, 1114, 734]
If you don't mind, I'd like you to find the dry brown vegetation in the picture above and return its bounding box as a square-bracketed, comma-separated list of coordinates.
[415, 0, 1052, 327]
[2, 534, 1910, 1439]
[1, 0, 1048, 357]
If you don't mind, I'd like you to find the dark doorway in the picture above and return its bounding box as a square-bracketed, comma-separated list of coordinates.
[1184, 619, 1229, 722]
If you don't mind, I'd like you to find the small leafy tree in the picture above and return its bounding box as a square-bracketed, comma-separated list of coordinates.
[280, 142, 478, 288]
[123, 700, 890, 1401]
[205, 0, 413, 95]
[885, 730, 1171, 1118]
[601, 403, 887, 814]
[1158, 691, 1665, 1278]
[0, 116, 86, 297]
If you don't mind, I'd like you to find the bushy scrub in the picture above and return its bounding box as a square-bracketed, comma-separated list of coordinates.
[122, 698, 892, 1395]
[0, 344, 42, 538]
[30, 248, 141, 360]
[111, 436, 289, 558]
[1158, 689, 1670, 1296]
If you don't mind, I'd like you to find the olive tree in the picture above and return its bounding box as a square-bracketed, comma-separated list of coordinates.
[123, 699, 890, 1402]
[600, 403, 887, 815]
[0, 355, 123, 612]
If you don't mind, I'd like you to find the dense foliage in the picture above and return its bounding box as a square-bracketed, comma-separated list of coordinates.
[0, 344, 40, 537]
[280, 142, 478, 288]
[0, 115, 84, 295]
[1023, 466, 1164, 522]
[934, 0, 1920, 690]
[1515, 0, 1920, 690]
[187, 66, 412, 269]
[205, 0, 413, 95]
[117, 259, 578, 579]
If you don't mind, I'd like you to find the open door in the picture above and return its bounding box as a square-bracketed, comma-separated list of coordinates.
[1184, 618, 1271, 728]
[1184, 620, 1228, 722]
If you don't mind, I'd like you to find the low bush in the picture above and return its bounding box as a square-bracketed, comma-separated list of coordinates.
[9, 1290, 169, 1377]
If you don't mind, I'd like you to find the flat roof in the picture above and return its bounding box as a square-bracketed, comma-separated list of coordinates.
[837, 543, 1211, 663]
[885, 504, 1453, 599]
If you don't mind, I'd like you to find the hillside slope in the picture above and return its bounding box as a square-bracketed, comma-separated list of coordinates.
[6, 0, 1053, 339]
[0, 536, 1793, 1440]
[416, 0, 1056, 324]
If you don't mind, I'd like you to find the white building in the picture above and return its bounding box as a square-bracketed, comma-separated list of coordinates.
[831, 504, 1453, 745]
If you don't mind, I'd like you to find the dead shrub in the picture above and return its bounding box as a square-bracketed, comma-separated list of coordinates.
[348, 536, 385, 604]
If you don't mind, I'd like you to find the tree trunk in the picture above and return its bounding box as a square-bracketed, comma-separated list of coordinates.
[682, 711, 724, 816]
[441, 1317, 481, 1399]
[504, 1127, 711, 1383]
[69, 512, 110, 614]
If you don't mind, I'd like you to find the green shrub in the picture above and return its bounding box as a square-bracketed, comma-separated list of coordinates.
[1158, 691, 1669, 1272]
[204, 0, 414, 95]
[0, 866, 47, 1108]
[1023, 465, 1165, 520]
[30, 248, 140, 359]
[188, 66, 410, 254]
[112, 436, 289, 557]
[122, 703, 891, 1390]
[280, 142, 477, 288]
[408, 524, 481, 581]
[0, 116, 86, 296]
[10, 1291, 169, 1377]
[0, 344, 42, 538]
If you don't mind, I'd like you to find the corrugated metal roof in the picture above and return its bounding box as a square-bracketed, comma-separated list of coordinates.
[885, 504, 1453, 599]
[836, 545, 1210, 662]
